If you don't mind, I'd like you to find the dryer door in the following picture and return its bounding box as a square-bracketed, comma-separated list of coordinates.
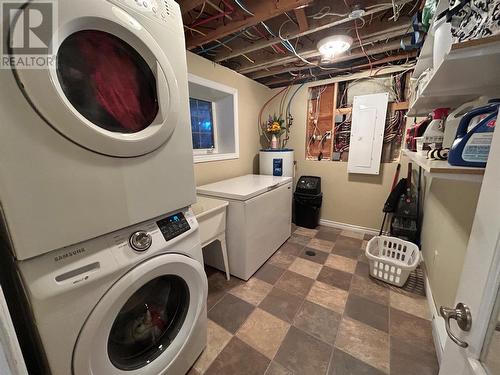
[10, 1, 180, 157]
[73, 254, 207, 374]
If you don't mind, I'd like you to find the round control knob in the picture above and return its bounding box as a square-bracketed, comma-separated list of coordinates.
[129, 231, 152, 252]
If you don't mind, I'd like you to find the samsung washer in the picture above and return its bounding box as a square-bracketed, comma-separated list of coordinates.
[18, 208, 207, 375]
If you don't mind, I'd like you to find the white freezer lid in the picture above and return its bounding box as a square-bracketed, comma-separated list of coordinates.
[197, 174, 292, 201]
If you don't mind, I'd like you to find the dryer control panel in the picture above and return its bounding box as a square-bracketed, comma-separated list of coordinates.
[116, 0, 177, 24]
[156, 212, 191, 242]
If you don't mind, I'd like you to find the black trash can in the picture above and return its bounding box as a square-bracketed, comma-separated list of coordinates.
[293, 176, 322, 229]
[295, 176, 321, 195]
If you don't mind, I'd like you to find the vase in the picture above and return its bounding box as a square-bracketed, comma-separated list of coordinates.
[271, 134, 278, 149]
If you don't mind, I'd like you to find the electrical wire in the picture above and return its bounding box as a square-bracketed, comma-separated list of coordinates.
[206, 0, 233, 21]
[196, 31, 246, 53]
[233, 0, 254, 16]
[185, 25, 256, 63]
[252, 25, 286, 54]
[278, 20, 317, 66]
[184, 25, 232, 52]
[354, 18, 373, 74]
[284, 12, 298, 25]
[193, 1, 207, 20]
[306, 86, 327, 158]
[389, 0, 403, 21]
[281, 83, 304, 147]
[308, 6, 349, 19]
[258, 86, 290, 142]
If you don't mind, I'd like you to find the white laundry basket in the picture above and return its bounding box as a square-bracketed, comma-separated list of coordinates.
[365, 236, 420, 287]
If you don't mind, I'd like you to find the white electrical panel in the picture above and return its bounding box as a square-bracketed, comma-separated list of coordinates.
[347, 93, 389, 175]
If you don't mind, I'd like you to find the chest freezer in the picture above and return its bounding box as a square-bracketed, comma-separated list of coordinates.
[197, 174, 292, 280]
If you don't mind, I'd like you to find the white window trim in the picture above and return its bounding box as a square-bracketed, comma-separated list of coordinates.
[188, 73, 239, 164]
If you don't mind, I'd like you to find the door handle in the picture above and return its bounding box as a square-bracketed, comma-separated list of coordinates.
[439, 303, 472, 348]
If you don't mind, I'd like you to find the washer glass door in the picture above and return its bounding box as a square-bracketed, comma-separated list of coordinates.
[107, 275, 189, 370]
[11, 2, 180, 157]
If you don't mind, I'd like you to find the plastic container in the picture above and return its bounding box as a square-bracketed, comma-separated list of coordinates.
[449, 99, 500, 168]
[422, 107, 449, 151]
[365, 236, 420, 287]
[432, 16, 452, 70]
[443, 97, 489, 148]
[293, 192, 322, 229]
[259, 149, 294, 177]
[415, 136, 425, 155]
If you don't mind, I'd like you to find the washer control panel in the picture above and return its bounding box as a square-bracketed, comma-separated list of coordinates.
[129, 230, 153, 252]
[156, 212, 191, 242]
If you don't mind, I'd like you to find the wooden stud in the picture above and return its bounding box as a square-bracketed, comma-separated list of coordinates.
[185, 0, 314, 50]
[265, 52, 417, 87]
[178, 0, 206, 15]
[330, 82, 339, 160]
[294, 8, 309, 32]
[334, 101, 410, 115]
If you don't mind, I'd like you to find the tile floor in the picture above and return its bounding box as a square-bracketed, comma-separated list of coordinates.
[189, 225, 439, 375]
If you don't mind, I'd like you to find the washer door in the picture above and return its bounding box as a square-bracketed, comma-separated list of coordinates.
[73, 254, 207, 374]
[11, 1, 180, 157]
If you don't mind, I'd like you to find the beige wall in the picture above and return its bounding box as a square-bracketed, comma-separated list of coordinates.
[280, 80, 408, 231]
[419, 176, 480, 310]
[186, 52, 271, 186]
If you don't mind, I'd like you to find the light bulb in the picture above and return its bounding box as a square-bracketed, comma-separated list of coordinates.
[317, 35, 353, 59]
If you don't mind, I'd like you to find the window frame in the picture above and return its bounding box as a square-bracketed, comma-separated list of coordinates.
[190, 99, 218, 155]
[188, 74, 239, 164]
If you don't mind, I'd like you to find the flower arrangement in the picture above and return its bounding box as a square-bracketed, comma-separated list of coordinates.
[265, 114, 285, 135]
[265, 114, 286, 149]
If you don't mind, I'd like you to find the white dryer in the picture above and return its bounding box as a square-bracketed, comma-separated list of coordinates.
[0, 0, 196, 260]
[18, 208, 207, 375]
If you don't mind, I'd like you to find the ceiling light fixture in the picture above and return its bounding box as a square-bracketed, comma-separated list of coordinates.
[317, 35, 353, 59]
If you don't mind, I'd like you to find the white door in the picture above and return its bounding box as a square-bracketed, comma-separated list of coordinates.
[9, 0, 180, 157]
[438, 118, 500, 375]
[73, 253, 207, 375]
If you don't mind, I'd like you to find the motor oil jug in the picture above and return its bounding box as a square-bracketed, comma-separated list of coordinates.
[448, 99, 500, 168]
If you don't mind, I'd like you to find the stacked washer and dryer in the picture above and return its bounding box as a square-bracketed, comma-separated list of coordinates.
[0, 1, 207, 374]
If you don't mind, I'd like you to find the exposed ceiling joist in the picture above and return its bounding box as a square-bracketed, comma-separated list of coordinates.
[274, 62, 415, 87]
[213, 0, 415, 62]
[250, 40, 403, 80]
[178, 0, 206, 15]
[265, 52, 417, 88]
[237, 24, 410, 74]
[266, 52, 417, 87]
[185, 0, 314, 50]
[294, 8, 309, 32]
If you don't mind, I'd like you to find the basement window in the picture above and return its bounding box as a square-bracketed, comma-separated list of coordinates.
[188, 74, 239, 163]
[190, 98, 216, 150]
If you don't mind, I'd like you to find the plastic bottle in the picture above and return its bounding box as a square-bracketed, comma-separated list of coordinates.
[448, 99, 500, 167]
